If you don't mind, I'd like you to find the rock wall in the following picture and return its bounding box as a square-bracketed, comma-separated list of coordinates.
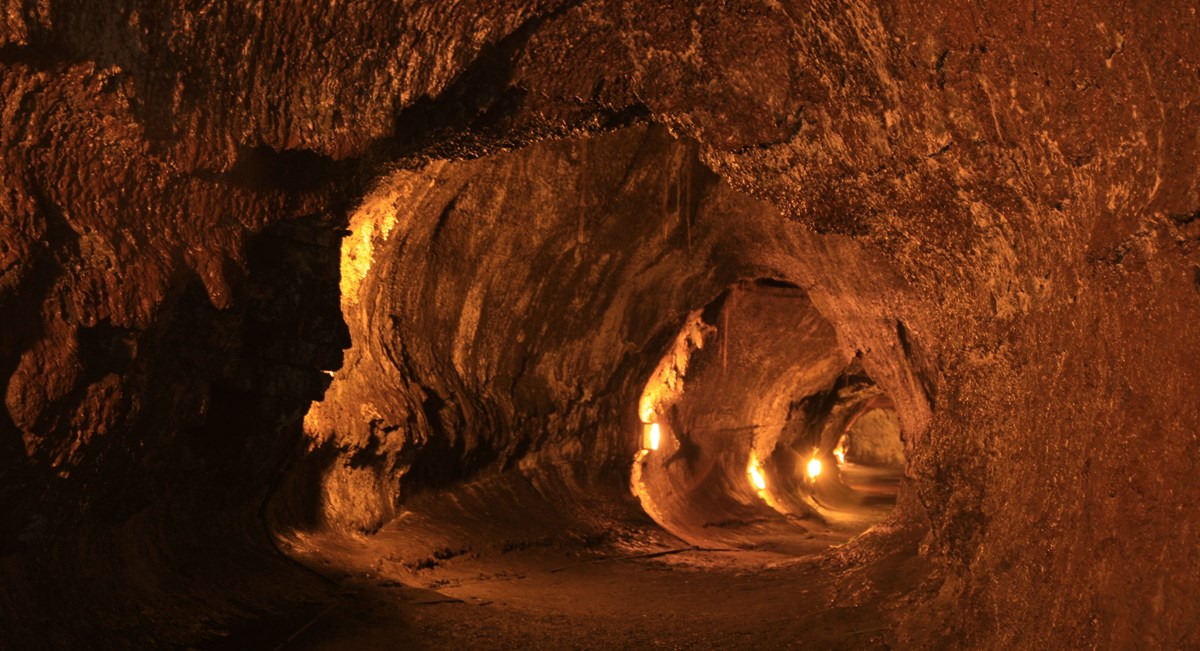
[2, 1, 1199, 648]
[846, 408, 905, 467]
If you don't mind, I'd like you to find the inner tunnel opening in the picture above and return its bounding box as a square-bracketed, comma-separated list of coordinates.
[632, 279, 906, 554]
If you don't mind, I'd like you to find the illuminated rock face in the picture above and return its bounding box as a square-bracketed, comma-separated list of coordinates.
[3, 2, 1200, 649]
[845, 409, 904, 468]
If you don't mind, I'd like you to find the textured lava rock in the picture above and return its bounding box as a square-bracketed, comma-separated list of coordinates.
[2, 1, 1199, 648]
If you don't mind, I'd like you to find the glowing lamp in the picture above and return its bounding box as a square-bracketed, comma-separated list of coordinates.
[806, 457, 822, 481]
[749, 464, 767, 491]
[646, 422, 662, 451]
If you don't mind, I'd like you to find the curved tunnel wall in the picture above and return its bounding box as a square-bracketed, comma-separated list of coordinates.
[284, 125, 929, 550]
[4, 3, 1199, 649]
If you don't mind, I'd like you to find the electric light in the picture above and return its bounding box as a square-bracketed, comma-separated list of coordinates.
[647, 422, 661, 451]
[749, 461, 767, 490]
[807, 456, 822, 481]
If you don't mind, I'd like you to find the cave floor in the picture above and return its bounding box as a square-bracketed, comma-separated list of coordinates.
[203, 543, 926, 650]
[246, 546, 923, 650]
[204, 467, 923, 650]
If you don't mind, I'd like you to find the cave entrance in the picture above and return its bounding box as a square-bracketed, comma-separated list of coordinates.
[632, 279, 906, 552]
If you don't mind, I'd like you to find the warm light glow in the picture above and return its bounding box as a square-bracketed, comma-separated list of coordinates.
[747, 452, 785, 512]
[833, 437, 846, 465]
[749, 461, 767, 491]
[341, 166, 445, 308]
[647, 422, 662, 450]
[806, 456, 823, 481]
[637, 311, 711, 423]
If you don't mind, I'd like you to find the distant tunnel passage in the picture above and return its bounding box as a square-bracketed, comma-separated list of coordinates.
[631, 280, 907, 551]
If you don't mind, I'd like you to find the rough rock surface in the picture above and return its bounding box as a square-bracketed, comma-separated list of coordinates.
[2, 1, 1199, 648]
[846, 408, 905, 467]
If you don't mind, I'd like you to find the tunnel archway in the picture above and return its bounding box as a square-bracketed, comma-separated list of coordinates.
[632, 279, 908, 553]
[260, 124, 931, 648]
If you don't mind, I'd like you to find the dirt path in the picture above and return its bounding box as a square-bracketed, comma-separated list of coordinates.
[200, 464, 918, 649]
[216, 541, 921, 650]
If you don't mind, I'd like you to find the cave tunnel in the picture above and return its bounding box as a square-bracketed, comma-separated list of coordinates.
[3, 3, 1200, 650]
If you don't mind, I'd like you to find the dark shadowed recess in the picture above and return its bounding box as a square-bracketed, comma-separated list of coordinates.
[0, 214, 351, 649]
